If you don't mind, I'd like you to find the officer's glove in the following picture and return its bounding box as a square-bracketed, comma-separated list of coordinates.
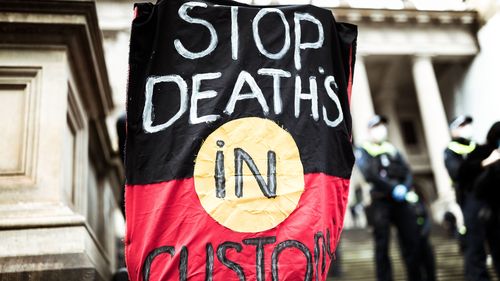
[405, 191, 419, 203]
[392, 184, 408, 202]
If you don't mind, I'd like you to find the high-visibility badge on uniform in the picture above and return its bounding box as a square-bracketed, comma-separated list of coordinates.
[125, 1, 357, 280]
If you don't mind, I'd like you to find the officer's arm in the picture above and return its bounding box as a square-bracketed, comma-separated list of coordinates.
[355, 148, 394, 192]
[444, 149, 461, 182]
[396, 151, 413, 189]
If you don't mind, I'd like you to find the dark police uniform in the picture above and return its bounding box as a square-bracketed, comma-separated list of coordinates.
[444, 138, 479, 206]
[474, 122, 500, 278]
[411, 196, 436, 281]
[474, 147, 500, 278]
[356, 141, 422, 281]
[444, 137, 492, 281]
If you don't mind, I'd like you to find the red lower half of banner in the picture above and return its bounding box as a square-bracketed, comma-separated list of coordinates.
[125, 173, 350, 281]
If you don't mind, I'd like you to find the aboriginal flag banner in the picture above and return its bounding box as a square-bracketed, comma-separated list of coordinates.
[125, 0, 357, 280]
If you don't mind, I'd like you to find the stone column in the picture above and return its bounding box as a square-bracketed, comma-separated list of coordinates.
[351, 56, 375, 145]
[412, 55, 463, 225]
[377, 93, 407, 156]
[346, 56, 375, 229]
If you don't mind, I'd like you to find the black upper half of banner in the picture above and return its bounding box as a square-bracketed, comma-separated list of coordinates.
[126, 0, 357, 185]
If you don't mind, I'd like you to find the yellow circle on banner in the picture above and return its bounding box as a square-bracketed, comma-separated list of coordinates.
[194, 117, 305, 233]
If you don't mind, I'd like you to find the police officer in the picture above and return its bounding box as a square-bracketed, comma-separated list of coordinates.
[356, 115, 422, 281]
[474, 121, 500, 277]
[444, 115, 491, 281]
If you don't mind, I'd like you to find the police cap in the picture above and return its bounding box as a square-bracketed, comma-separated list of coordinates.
[449, 115, 473, 130]
[367, 115, 388, 128]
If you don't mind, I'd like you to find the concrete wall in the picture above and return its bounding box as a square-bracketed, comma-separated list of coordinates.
[458, 12, 500, 143]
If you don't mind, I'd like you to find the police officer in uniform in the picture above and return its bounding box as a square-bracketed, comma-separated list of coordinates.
[444, 115, 492, 281]
[474, 121, 500, 278]
[356, 115, 422, 281]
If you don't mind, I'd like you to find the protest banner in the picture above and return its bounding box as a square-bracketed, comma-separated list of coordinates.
[125, 1, 357, 280]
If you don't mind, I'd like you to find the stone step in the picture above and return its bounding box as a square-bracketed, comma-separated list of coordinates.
[328, 227, 498, 281]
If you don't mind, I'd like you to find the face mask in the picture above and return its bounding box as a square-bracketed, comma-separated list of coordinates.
[370, 125, 388, 143]
[457, 124, 473, 140]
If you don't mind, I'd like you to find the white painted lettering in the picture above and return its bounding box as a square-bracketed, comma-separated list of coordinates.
[294, 13, 324, 70]
[257, 68, 291, 114]
[174, 2, 218, 59]
[252, 8, 291, 60]
[143, 75, 188, 133]
[231, 7, 239, 61]
[294, 76, 319, 121]
[225, 71, 269, 115]
[190, 72, 222, 124]
[323, 76, 343, 127]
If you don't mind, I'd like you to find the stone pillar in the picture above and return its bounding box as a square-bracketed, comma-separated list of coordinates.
[350, 56, 375, 145]
[377, 93, 407, 156]
[412, 55, 463, 225]
[0, 1, 124, 280]
[345, 56, 375, 229]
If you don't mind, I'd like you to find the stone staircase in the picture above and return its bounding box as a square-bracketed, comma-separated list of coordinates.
[329, 227, 498, 281]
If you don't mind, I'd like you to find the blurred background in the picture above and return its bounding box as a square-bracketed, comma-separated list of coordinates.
[0, 0, 499, 280]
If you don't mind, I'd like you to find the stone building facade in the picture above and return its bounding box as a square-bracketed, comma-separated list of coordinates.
[0, 1, 123, 280]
